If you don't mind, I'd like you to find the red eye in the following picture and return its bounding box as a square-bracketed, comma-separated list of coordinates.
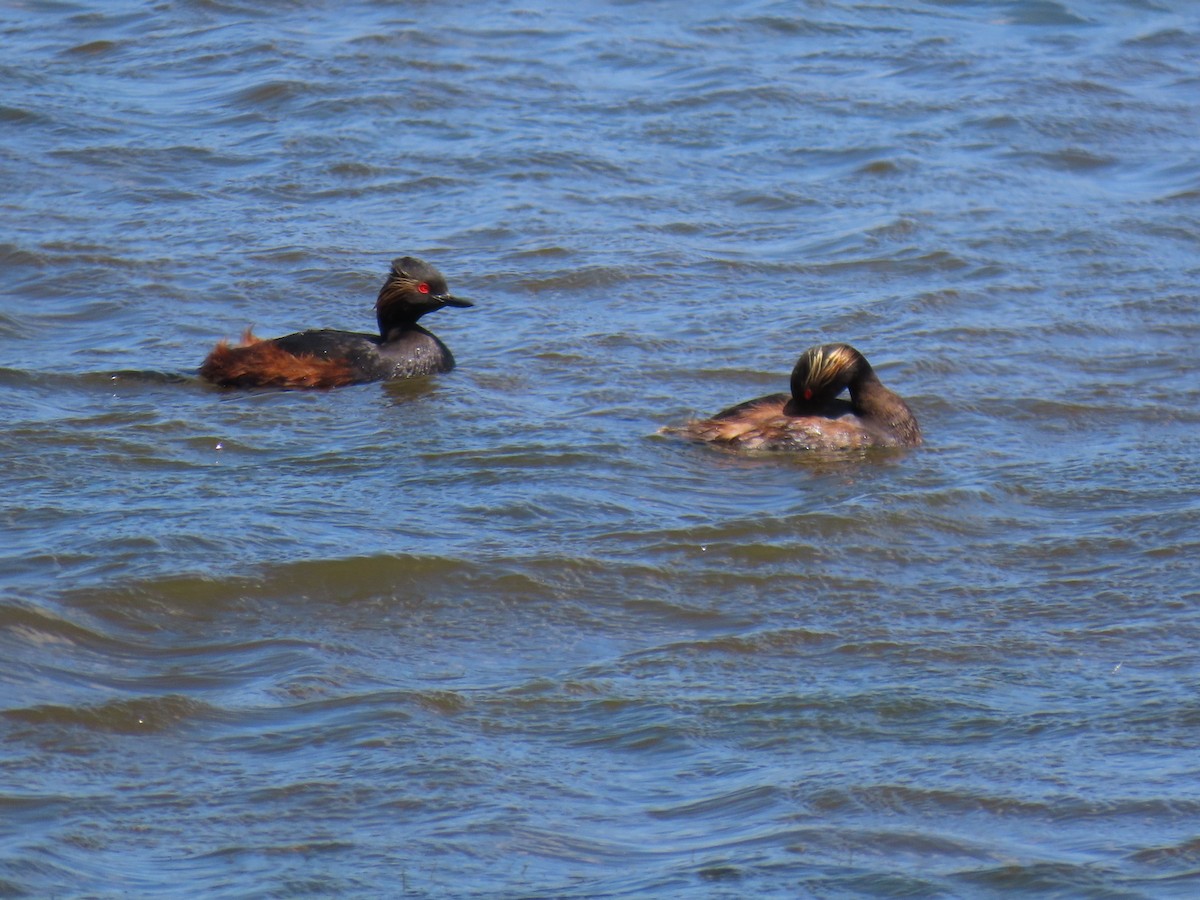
[417, 282, 430, 294]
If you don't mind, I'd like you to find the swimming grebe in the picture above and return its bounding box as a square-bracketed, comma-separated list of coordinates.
[199, 256, 473, 388]
[664, 343, 922, 451]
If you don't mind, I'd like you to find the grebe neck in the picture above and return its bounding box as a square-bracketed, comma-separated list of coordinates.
[848, 366, 921, 446]
[375, 286, 423, 338]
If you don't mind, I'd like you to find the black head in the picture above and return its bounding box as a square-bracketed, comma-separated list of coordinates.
[789, 343, 868, 404]
[376, 256, 473, 335]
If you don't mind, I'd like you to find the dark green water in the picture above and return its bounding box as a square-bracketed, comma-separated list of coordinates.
[2, 0, 1199, 895]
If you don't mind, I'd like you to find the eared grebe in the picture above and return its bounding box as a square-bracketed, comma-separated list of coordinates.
[663, 343, 922, 451]
[199, 256, 473, 388]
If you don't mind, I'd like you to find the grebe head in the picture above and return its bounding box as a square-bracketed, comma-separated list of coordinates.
[376, 256, 473, 335]
[789, 343, 866, 404]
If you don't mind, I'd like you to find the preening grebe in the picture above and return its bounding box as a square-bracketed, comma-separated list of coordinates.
[663, 343, 921, 451]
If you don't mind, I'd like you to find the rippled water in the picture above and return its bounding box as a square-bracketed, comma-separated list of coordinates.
[3, 0, 1199, 896]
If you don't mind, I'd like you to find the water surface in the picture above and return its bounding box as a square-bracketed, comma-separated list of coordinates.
[2, 0, 1199, 896]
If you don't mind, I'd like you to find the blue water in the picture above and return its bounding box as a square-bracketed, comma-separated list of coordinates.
[2, 0, 1199, 896]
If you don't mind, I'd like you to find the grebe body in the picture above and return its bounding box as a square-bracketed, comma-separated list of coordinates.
[664, 343, 921, 451]
[199, 256, 472, 389]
